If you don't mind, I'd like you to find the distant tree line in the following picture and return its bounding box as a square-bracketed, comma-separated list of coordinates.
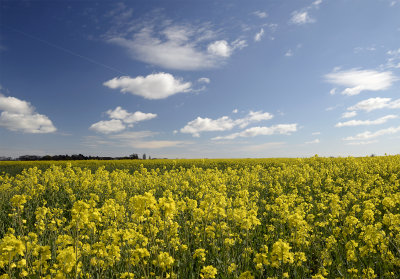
[0, 153, 152, 161]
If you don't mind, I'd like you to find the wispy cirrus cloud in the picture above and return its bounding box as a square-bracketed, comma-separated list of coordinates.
[84, 130, 191, 149]
[0, 94, 56, 134]
[253, 10, 268, 19]
[384, 48, 400, 69]
[212, 124, 298, 140]
[305, 138, 320, 144]
[254, 28, 264, 42]
[343, 125, 400, 141]
[345, 140, 378, 145]
[341, 111, 357, 119]
[107, 22, 246, 70]
[325, 68, 398, 96]
[347, 97, 400, 112]
[335, 115, 397, 127]
[290, 0, 323, 25]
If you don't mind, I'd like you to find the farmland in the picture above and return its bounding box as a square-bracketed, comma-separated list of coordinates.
[0, 156, 399, 278]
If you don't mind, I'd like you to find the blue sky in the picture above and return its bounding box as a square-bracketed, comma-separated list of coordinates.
[1, 0, 400, 158]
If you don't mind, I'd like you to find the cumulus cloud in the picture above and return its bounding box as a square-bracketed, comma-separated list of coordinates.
[89, 119, 126, 134]
[180, 111, 274, 137]
[212, 124, 298, 140]
[108, 23, 245, 70]
[335, 115, 397, 127]
[104, 73, 192, 100]
[180, 116, 235, 137]
[253, 11, 268, 18]
[343, 125, 400, 141]
[341, 111, 357, 118]
[254, 28, 265, 42]
[0, 94, 56, 134]
[106, 107, 157, 124]
[90, 106, 156, 134]
[207, 40, 232, 57]
[347, 97, 400, 112]
[325, 69, 398, 96]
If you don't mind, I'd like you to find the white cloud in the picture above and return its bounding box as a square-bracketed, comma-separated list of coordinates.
[253, 11, 268, 18]
[0, 95, 33, 114]
[236, 111, 273, 128]
[90, 107, 156, 134]
[345, 140, 378, 145]
[343, 125, 400, 141]
[106, 107, 157, 124]
[0, 94, 56, 134]
[104, 72, 192, 100]
[347, 97, 400, 112]
[313, 0, 323, 6]
[105, 106, 130, 120]
[232, 39, 248, 50]
[354, 46, 376, 53]
[341, 111, 357, 118]
[84, 130, 189, 150]
[198, 77, 210, 84]
[254, 28, 264, 42]
[335, 115, 397, 127]
[180, 111, 274, 137]
[305, 138, 320, 144]
[390, 1, 400, 6]
[243, 142, 285, 152]
[108, 131, 157, 139]
[289, 0, 322, 25]
[232, 109, 238, 114]
[285, 49, 294, 57]
[108, 24, 239, 70]
[329, 88, 336, 95]
[385, 48, 400, 69]
[89, 119, 125, 134]
[207, 40, 232, 57]
[290, 11, 315, 25]
[181, 116, 235, 137]
[212, 124, 298, 140]
[325, 69, 398, 96]
[130, 140, 189, 149]
[312, 132, 321, 135]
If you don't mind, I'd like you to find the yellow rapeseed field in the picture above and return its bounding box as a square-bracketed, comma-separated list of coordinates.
[0, 156, 399, 278]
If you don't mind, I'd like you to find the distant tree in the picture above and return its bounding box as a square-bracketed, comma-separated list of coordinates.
[143, 153, 147, 160]
[149, 155, 151, 160]
[130, 153, 139, 159]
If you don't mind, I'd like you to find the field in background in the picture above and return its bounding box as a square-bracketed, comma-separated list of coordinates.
[1, 158, 301, 176]
[1, 156, 399, 278]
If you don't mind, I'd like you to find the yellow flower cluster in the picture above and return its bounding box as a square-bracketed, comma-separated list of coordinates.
[0, 156, 399, 278]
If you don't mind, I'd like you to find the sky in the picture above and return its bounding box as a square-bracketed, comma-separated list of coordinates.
[0, 0, 400, 158]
